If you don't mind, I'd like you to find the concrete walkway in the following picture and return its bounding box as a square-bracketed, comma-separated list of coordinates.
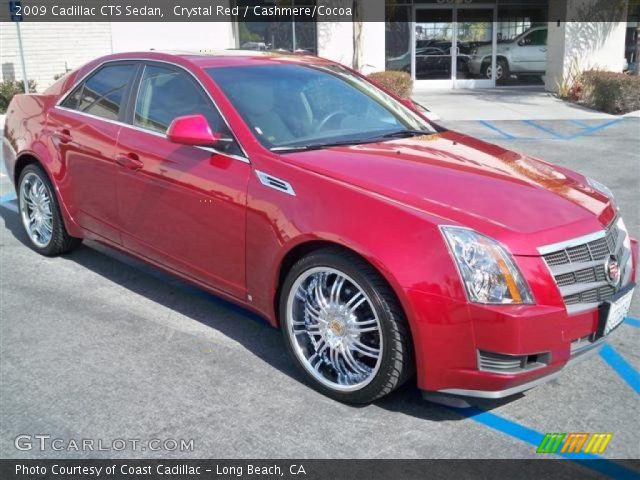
[413, 86, 614, 121]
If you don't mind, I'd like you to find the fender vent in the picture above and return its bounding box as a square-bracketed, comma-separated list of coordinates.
[255, 170, 296, 196]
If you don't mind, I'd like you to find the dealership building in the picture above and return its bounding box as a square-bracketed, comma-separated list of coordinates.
[0, 0, 638, 93]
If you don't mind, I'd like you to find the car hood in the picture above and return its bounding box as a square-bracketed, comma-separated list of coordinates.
[279, 131, 615, 255]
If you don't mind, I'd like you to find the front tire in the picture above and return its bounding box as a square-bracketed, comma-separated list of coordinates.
[18, 164, 81, 256]
[279, 248, 413, 403]
[483, 58, 510, 84]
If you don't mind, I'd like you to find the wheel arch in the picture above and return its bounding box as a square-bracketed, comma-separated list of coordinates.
[482, 55, 509, 67]
[273, 239, 418, 365]
[14, 152, 43, 187]
[13, 151, 82, 238]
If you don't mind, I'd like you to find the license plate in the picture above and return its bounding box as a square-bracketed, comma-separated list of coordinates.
[598, 286, 635, 338]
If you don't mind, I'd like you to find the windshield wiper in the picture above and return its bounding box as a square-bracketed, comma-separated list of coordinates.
[270, 130, 433, 153]
[369, 129, 432, 140]
[271, 138, 377, 153]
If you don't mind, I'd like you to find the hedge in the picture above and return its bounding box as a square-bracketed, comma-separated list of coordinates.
[577, 70, 640, 115]
[367, 71, 413, 99]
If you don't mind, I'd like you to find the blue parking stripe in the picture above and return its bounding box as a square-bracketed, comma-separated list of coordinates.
[570, 119, 591, 129]
[450, 407, 638, 479]
[478, 120, 516, 139]
[521, 120, 568, 139]
[0, 192, 17, 203]
[625, 317, 640, 328]
[569, 118, 625, 139]
[600, 344, 640, 394]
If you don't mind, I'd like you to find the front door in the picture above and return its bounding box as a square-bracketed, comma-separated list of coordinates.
[413, 4, 496, 89]
[115, 63, 250, 299]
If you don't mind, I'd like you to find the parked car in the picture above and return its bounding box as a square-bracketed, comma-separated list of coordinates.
[468, 26, 548, 83]
[387, 42, 470, 78]
[3, 52, 636, 404]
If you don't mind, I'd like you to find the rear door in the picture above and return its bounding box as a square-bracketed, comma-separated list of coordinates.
[115, 62, 250, 299]
[50, 62, 139, 242]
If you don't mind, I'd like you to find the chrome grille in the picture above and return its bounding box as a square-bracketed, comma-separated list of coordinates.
[541, 218, 632, 314]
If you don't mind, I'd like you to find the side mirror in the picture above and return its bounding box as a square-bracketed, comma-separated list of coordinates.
[167, 114, 222, 146]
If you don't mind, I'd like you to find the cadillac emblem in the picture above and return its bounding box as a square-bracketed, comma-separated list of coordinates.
[604, 255, 621, 288]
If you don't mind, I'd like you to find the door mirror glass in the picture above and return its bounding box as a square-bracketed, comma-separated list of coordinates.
[167, 114, 221, 146]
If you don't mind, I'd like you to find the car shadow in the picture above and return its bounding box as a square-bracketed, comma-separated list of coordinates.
[1, 205, 520, 421]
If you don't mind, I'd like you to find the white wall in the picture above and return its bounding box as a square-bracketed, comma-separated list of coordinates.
[545, 0, 628, 92]
[317, 20, 354, 67]
[360, 21, 386, 74]
[546, 21, 627, 91]
[110, 22, 235, 53]
[0, 22, 112, 92]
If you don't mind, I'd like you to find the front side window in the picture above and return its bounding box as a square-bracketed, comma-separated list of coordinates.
[134, 65, 242, 156]
[207, 63, 437, 151]
[521, 28, 547, 46]
[61, 64, 135, 121]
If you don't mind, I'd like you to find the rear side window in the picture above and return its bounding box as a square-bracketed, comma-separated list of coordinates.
[61, 64, 135, 121]
[134, 64, 242, 156]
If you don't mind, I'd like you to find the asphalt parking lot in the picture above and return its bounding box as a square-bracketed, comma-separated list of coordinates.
[0, 117, 638, 468]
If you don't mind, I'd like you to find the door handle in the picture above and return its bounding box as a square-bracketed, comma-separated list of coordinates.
[115, 152, 143, 171]
[52, 128, 72, 143]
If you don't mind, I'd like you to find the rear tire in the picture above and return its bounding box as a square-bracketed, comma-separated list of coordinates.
[18, 164, 81, 256]
[279, 248, 414, 404]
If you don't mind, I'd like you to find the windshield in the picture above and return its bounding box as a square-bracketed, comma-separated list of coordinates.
[206, 63, 437, 152]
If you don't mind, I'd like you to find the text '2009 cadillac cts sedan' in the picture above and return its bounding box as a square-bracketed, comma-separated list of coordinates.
[3, 51, 637, 404]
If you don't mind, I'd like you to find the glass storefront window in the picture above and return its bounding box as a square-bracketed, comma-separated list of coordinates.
[497, 4, 548, 85]
[386, 4, 412, 72]
[384, 1, 550, 87]
[234, 0, 317, 54]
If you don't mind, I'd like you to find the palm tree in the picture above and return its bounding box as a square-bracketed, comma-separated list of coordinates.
[352, 0, 363, 71]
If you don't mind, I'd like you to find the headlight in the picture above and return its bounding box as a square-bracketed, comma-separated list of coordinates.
[441, 226, 534, 305]
[587, 177, 615, 203]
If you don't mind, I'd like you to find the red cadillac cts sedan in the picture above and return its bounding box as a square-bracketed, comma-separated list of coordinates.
[3, 51, 637, 404]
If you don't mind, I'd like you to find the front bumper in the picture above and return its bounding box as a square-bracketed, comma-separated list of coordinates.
[439, 333, 606, 399]
[408, 238, 638, 399]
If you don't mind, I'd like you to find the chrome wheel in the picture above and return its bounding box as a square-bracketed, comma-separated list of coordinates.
[19, 172, 53, 248]
[286, 267, 383, 392]
[486, 64, 503, 80]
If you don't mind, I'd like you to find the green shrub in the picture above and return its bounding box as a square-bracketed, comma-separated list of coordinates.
[367, 71, 413, 98]
[0, 79, 37, 113]
[578, 70, 640, 114]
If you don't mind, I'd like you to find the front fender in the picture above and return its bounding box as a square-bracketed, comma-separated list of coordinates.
[245, 157, 468, 385]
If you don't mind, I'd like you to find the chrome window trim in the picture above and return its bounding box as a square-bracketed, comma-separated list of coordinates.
[54, 105, 250, 164]
[54, 57, 250, 163]
[537, 228, 607, 255]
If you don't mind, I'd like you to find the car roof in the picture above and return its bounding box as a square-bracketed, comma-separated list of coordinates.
[98, 49, 335, 70]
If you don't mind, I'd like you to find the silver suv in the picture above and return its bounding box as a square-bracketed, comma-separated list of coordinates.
[468, 26, 548, 83]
